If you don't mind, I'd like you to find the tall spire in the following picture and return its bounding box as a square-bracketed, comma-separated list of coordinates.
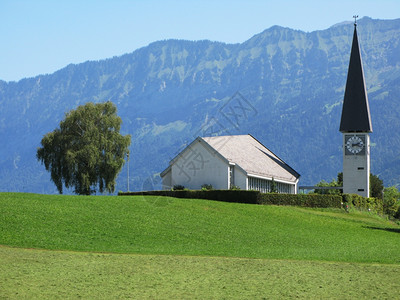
[339, 22, 372, 133]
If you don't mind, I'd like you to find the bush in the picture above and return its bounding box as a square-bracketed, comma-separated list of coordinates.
[383, 186, 400, 218]
[395, 207, 400, 219]
[230, 185, 241, 190]
[383, 196, 400, 218]
[201, 184, 213, 191]
[270, 178, 278, 193]
[173, 185, 185, 191]
[341, 194, 383, 214]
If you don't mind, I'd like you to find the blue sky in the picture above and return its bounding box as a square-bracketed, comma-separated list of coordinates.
[1, 0, 399, 82]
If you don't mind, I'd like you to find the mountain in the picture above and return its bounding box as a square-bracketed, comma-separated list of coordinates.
[1, 17, 400, 193]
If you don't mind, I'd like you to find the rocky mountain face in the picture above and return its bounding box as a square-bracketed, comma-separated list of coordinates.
[1, 17, 399, 193]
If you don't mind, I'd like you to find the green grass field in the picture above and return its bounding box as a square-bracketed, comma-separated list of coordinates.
[1, 246, 399, 299]
[1, 192, 399, 298]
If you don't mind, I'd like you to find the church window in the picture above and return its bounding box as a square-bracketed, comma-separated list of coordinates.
[248, 177, 293, 194]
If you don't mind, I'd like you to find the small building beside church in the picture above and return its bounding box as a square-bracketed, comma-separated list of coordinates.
[161, 134, 300, 194]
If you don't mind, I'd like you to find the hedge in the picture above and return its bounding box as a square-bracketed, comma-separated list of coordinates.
[259, 193, 342, 208]
[342, 194, 383, 214]
[118, 190, 260, 204]
[119, 190, 342, 208]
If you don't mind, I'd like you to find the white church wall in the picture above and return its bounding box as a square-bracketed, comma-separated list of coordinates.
[171, 139, 229, 190]
[234, 167, 248, 190]
[161, 168, 172, 190]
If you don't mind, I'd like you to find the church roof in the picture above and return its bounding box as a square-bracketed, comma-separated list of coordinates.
[202, 134, 300, 183]
[339, 24, 372, 133]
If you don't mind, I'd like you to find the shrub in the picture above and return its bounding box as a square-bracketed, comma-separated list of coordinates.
[383, 196, 400, 218]
[395, 207, 400, 219]
[341, 194, 383, 214]
[201, 184, 213, 191]
[230, 185, 241, 190]
[269, 178, 278, 193]
[173, 185, 185, 191]
[383, 186, 400, 218]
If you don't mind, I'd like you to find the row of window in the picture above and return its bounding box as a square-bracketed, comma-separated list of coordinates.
[248, 177, 293, 194]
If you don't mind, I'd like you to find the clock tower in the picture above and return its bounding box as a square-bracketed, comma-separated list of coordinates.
[339, 19, 372, 197]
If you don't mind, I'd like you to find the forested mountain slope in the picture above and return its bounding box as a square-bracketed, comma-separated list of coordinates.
[1, 17, 399, 193]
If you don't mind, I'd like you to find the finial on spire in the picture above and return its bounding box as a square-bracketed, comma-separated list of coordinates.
[353, 15, 359, 26]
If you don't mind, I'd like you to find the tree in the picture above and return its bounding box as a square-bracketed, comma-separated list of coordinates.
[370, 174, 384, 199]
[270, 178, 278, 193]
[337, 172, 343, 186]
[383, 186, 400, 218]
[37, 102, 131, 195]
[314, 173, 342, 195]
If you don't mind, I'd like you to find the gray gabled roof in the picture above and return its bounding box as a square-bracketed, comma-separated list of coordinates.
[202, 134, 300, 183]
[339, 24, 372, 133]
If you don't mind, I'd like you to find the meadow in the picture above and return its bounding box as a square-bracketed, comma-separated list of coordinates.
[1, 246, 399, 299]
[1, 192, 399, 298]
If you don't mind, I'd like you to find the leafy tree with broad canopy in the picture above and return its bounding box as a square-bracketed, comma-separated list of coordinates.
[37, 102, 131, 195]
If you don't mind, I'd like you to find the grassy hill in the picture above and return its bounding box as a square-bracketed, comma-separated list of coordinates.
[1, 193, 399, 298]
[1, 192, 399, 263]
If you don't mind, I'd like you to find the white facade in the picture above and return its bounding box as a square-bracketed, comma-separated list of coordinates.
[161, 135, 300, 193]
[167, 138, 229, 190]
[342, 133, 370, 197]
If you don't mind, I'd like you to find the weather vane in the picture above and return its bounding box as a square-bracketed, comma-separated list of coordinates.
[353, 15, 359, 26]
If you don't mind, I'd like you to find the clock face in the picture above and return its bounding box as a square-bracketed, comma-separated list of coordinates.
[345, 135, 365, 155]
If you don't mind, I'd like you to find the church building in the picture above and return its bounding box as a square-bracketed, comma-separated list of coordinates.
[161, 134, 300, 193]
[339, 18, 373, 197]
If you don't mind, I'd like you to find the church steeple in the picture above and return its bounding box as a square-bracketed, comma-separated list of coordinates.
[339, 22, 372, 133]
[340, 19, 372, 198]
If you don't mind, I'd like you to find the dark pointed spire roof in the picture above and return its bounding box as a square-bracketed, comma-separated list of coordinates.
[339, 24, 372, 133]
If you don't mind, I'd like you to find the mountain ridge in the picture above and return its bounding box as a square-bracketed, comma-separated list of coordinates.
[1, 17, 399, 193]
